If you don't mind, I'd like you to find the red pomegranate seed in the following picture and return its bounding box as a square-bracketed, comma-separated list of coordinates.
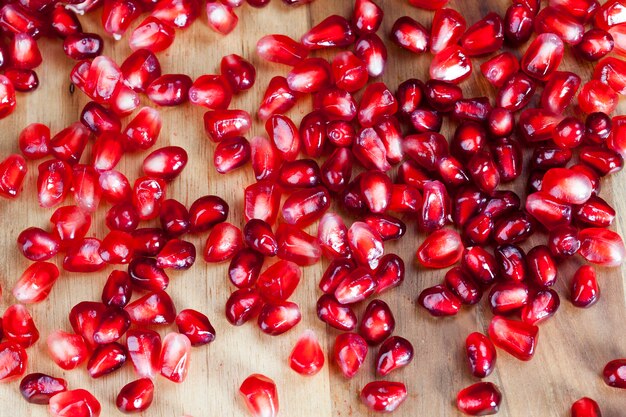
[72, 165, 101, 213]
[480, 52, 518, 88]
[358, 82, 398, 127]
[353, 127, 390, 171]
[91, 132, 123, 172]
[522, 33, 565, 80]
[391, 16, 429, 54]
[132, 176, 166, 221]
[46, 330, 88, 370]
[586, 112, 612, 145]
[467, 151, 500, 194]
[12, 262, 59, 304]
[188, 194, 228, 232]
[0, 3, 45, 38]
[316, 294, 357, 331]
[452, 186, 487, 226]
[121, 49, 161, 93]
[416, 228, 463, 268]
[574, 195, 615, 227]
[151, 0, 199, 28]
[345, 221, 381, 269]
[301, 14, 355, 49]
[525, 192, 572, 230]
[158, 199, 189, 237]
[359, 299, 395, 345]
[87, 342, 126, 378]
[429, 46, 472, 84]
[457, 382, 502, 416]
[203, 222, 243, 263]
[571, 265, 599, 307]
[571, 397, 602, 417]
[69, 301, 105, 350]
[300, 111, 327, 157]
[463, 333, 496, 380]
[418, 285, 461, 317]
[593, 57, 626, 95]
[205, 2, 238, 35]
[257, 260, 301, 302]
[334, 267, 377, 304]
[244, 180, 281, 225]
[63, 33, 103, 60]
[18, 123, 49, 160]
[419, 180, 451, 232]
[539, 72, 580, 114]
[289, 329, 324, 376]
[99, 230, 134, 264]
[580, 146, 623, 176]
[603, 359, 626, 389]
[221, 54, 256, 92]
[493, 212, 535, 245]
[548, 226, 580, 258]
[488, 282, 530, 315]
[126, 328, 161, 379]
[497, 72, 536, 111]
[445, 266, 482, 305]
[352, 0, 382, 34]
[50, 122, 90, 165]
[334, 333, 368, 378]
[522, 289, 560, 325]
[462, 246, 498, 285]
[331, 51, 368, 92]
[578, 228, 625, 266]
[51, 6, 82, 37]
[320, 258, 353, 293]
[129, 16, 175, 52]
[278, 159, 320, 189]
[388, 184, 422, 213]
[189, 74, 232, 109]
[102, 0, 141, 40]
[175, 309, 215, 346]
[228, 248, 263, 288]
[19, 373, 67, 404]
[354, 33, 387, 77]
[576, 29, 614, 61]
[204, 109, 252, 142]
[0, 341, 27, 382]
[243, 219, 277, 257]
[17, 227, 59, 262]
[535, 6, 584, 45]
[0, 75, 15, 119]
[10, 33, 41, 69]
[5, 68, 37, 92]
[256, 34, 308, 66]
[360, 381, 407, 413]
[276, 223, 321, 266]
[281, 186, 330, 226]
[214, 136, 251, 174]
[286, 58, 331, 93]
[116, 378, 154, 413]
[504, 3, 534, 45]
[48, 389, 100, 417]
[0, 154, 26, 199]
[460, 12, 503, 56]
[142, 146, 188, 181]
[147, 74, 192, 106]
[375, 336, 413, 376]
[93, 306, 130, 344]
[128, 256, 169, 291]
[430, 8, 466, 54]
[239, 374, 278, 417]
[258, 301, 301, 336]
[157, 239, 196, 270]
[102, 270, 132, 307]
[225, 288, 263, 326]
[125, 290, 176, 325]
[259, 75, 298, 121]
[578, 80, 618, 114]
[488, 315, 538, 361]
[132, 228, 167, 257]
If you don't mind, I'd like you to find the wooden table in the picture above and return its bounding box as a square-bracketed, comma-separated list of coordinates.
[1, 0, 625, 416]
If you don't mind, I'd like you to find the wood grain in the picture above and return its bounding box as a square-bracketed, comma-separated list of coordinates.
[0, 1, 625, 416]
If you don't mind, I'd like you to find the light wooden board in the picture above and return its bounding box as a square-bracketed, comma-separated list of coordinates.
[0, 0, 625, 416]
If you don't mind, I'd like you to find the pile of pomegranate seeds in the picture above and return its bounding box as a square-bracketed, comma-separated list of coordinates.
[0, 0, 626, 415]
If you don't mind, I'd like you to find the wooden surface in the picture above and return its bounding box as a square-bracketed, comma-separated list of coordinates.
[0, 0, 625, 416]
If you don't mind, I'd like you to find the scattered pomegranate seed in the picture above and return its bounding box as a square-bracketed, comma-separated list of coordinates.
[360, 381, 407, 413]
[116, 378, 154, 413]
[456, 382, 502, 416]
[239, 374, 278, 417]
[571, 397, 602, 417]
[48, 389, 101, 417]
[289, 329, 324, 376]
[19, 373, 67, 404]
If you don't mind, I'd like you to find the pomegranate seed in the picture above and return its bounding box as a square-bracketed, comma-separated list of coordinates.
[334, 333, 368, 378]
[525, 192, 572, 230]
[12, 262, 59, 304]
[72, 165, 101, 213]
[331, 51, 368, 92]
[375, 336, 413, 376]
[239, 374, 278, 417]
[20, 373, 67, 404]
[574, 195, 615, 227]
[488, 315, 538, 361]
[352, 0, 382, 34]
[586, 112, 612, 144]
[147, 74, 192, 106]
[445, 266, 482, 305]
[504, 3, 534, 45]
[488, 282, 530, 315]
[205, 2, 238, 35]
[418, 285, 461, 316]
[578, 228, 625, 266]
[0, 154, 25, 200]
[143, 146, 188, 181]
[353, 127, 390, 171]
[244, 180, 281, 225]
[316, 294, 357, 331]
[258, 301, 301, 336]
[465, 332, 497, 379]
[5, 68, 38, 92]
[257, 34, 308, 66]
[320, 259, 354, 294]
[257, 260, 301, 302]
[87, 342, 126, 378]
[102, 0, 141, 39]
[419, 180, 451, 232]
[493, 212, 535, 245]
[487, 107, 513, 137]
[276, 223, 322, 266]
[301, 14, 355, 49]
[189, 74, 232, 109]
[175, 309, 215, 347]
[603, 359, 626, 389]
[128, 257, 169, 291]
[129, 16, 175, 52]
[132, 228, 167, 257]
[467, 151, 500, 194]
[0, 341, 27, 382]
[452, 186, 487, 226]
[391, 16, 429, 54]
[93, 306, 130, 345]
[576, 29, 614, 61]
[51, 6, 82, 37]
[359, 299, 395, 345]
[571, 265, 599, 307]
[358, 82, 398, 127]
[462, 246, 498, 285]
[126, 328, 161, 379]
[300, 112, 327, 157]
[102, 270, 132, 307]
[278, 159, 320, 189]
[19, 123, 50, 160]
[132, 176, 166, 221]
[158, 199, 189, 237]
[152, 0, 199, 28]
[69, 301, 106, 350]
[430, 8, 466, 54]
[63, 33, 103, 60]
[214, 136, 251, 174]
[228, 248, 263, 288]
[0, 75, 15, 119]
[416, 228, 463, 268]
[286, 58, 331, 93]
[535, 6, 584, 45]
[204, 109, 252, 142]
[580, 146, 623, 176]
[0, 4, 44, 38]
[354, 33, 387, 77]
[388, 184, 422, 213]
[17, 227, 59, 262]
[159, 332, 191, 382]
[259, 76, 298, 121]
[360, 381, 407, 413]
[116, 378, 154, 413]
[203, 222, 243, 263]
[225, 288, 263, 326]
[548, 226, 580, 258]
[48, 389, 100, 417]
[221, 54, 256, 92]
[125, 290, 176, 325]
[522, 289, 560, 325]
[480, 52, 519, 88]
[456, 382, 502, 416]
[334, 267, 377, 304]
[429, 45, 472, 84]
[289, 329, 324, 376]
[460, 12, 503, 56]
[593, 57, 626, 95]
[121, 50, 162, 93]
[522, 33, 565, 81]
[571, 397, 602, 417]
[188, 195, 228, 232]
[46, 330, 88, 370]
[579, 80, 618, 115]
[99, 230, 134, 264]
[9, 33, 41, 69]
[157, 239, 196, 270]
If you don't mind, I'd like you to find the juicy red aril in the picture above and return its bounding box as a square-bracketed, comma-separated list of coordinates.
[20, 373, 67, 404]
[128, 257, 169, 291]
[460, 12, 504, 56]
[445, 267, 482, 305]
[578, 228, 626, 266]
[228, 248, 263, 288]
[189, 74, 232, 109]
[126, 328, 161, 379]
[488, 315, 538, 361]
[535, 6, 584, 45]
[257, 260, 301, 302]
[175, 309, 215, 346]
[129, 16, 175, 52]
[258, 301, 301, 336]
[221, 54, 256, 92]
[603, 359, 626, 389]
[93, 306, 130, 344]
[334, 267, 377, 305]
[99, 230, 134, 264]
[116, 378, 154, 413]
[429, 45, 472, 84]
[527, 245, 558, 287]
[457, 382, 502, 416]
[157, 239, 196, 270]
[334, 333, 368, 378]
[332, 51, 368, 92]
[0, 341, 27, 382]
[132, 176, 166, 221]
[48, 389, 100, 417]
[63, 33, 103, 60]
[355, 33, 387, 77]
[352, 0, 382, 34]
[143, 146, 188, 181]
[495, 244, 527, 282]
[522, 289, 560, 325]
[282, 186, 330, 226]
[102, 270, 132, 307]
[522, 33, 565, 80]
[121, 50, 162, 93]
[465, 332, 496, 378]
[239, 374, 279, 417]
[571, 397, 602, 417]
[360, 381, 407, 413]
[301, 14, 355, 49]
[571, 265, 599, 307]
[125, 290, 176, 325]
[17, 227, 59, 261]
[87, 342, 126, 378]
[10, 33, 41, 69]
[430, 8, 466, 54]
[504, 3, 534, 45]
[147, 74, 192, 106]
[99, 171, 131, 204]
[488, 282, 530, 315]
[46, 330, 87, 370]
[462, 246, 498, 285]
[225, 288, 263, 326]
[205, 2, 238, 35]
[12, 262, 59, 304]
[289, 329, 324, 376]
[19, 123, 50, 160]
[316, 294, 357, 331]
[132, 228, 167, 257]
[375, 336, 413, 376]
[576, 29, 614, 61]
[69, 301, 105, 350]
[203, 222, 243, 263]
[418, 285, 461, 317]
[359, 299, 395, 345]
[257, 34, 308, 66]
[347, 221, 383, 269]
[51, 6, 82, 37]
[391, 16, 429, 54]
[244, 181, 281, 225]
[50, 205, 91, 248]
[204, 109, 252, 142]
[416, 228, 462, 268]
